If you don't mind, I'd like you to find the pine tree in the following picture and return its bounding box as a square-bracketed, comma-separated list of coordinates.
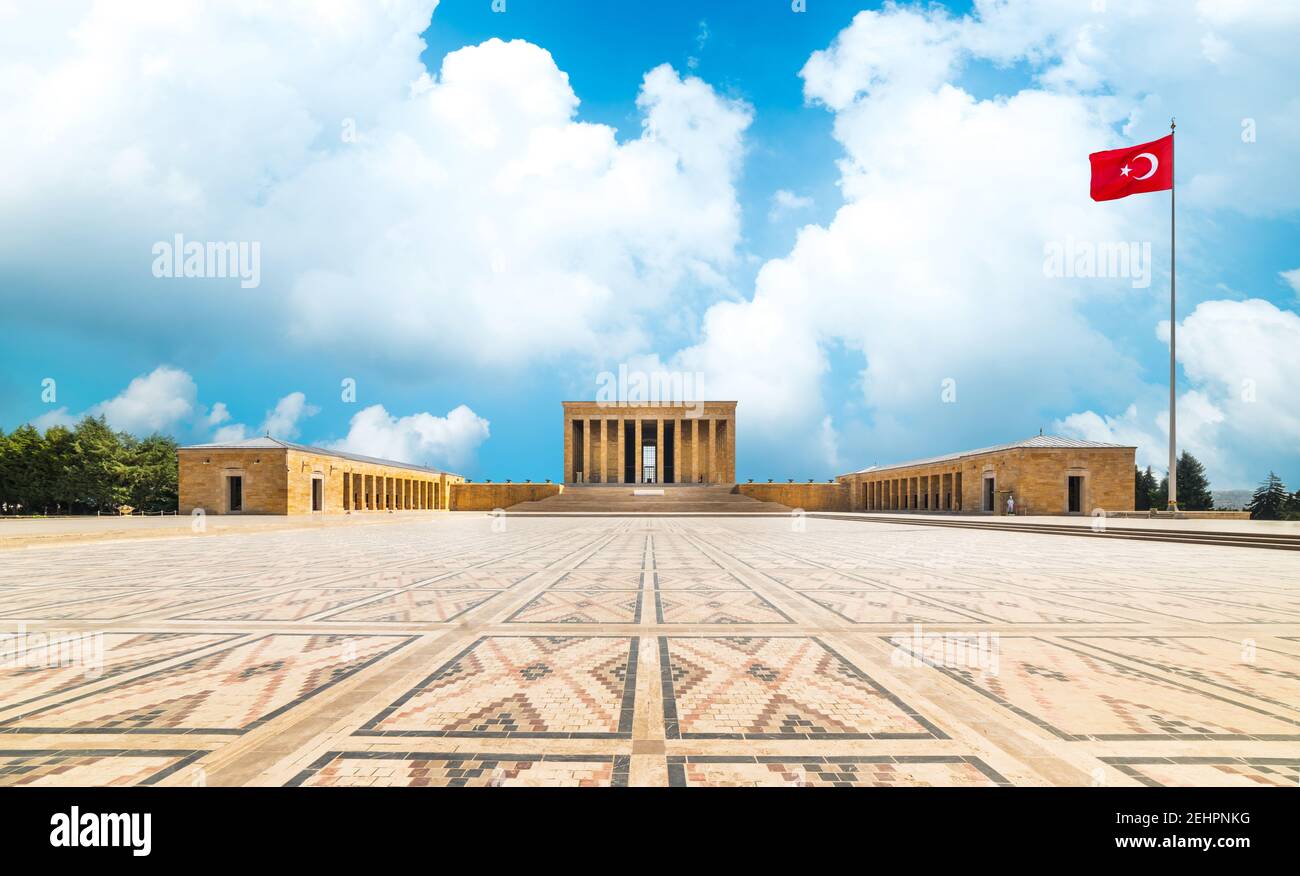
[1, 424, 43, 512]
[61, 417, 125, 512]
[125, 433, 180, 512]
[1247, 472, 1290, 520]
[1175, 451, 1214, 510]
[1134, 466, 1157, 510]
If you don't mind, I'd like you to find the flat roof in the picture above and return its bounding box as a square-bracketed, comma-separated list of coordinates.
[179, 436, 456, 476]
[840, 435, 1136, 478]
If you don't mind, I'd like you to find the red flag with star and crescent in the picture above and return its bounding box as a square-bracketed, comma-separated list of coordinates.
[1089, 134, 1174, 201]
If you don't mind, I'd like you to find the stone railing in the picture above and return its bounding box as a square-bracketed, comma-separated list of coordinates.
[737, 481, 850, 512]
[449, 482, 563, 511]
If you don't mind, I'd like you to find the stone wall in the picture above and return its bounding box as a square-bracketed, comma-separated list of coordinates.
[179, 447, 462, 515]
[179, 448, 289, 515]
[451, 482, 564, 511]
[738, 482, 850, 511]
[283, 449, 461, 515]
[840, 445, 1136, 516]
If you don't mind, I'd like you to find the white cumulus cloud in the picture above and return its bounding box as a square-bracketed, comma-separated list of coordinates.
[331, 404, 490, 471]
[88, 365, 198, 434]
[0, 5, 751, 378]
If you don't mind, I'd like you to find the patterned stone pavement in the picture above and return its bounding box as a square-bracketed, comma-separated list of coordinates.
[0, 514, 1297, 787]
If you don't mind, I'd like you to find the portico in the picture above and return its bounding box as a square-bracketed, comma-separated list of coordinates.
[562, 401, 736, 485]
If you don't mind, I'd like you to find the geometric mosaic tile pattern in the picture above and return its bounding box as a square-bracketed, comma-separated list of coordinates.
[1, 513, 1298, 786]
[801, 590, 981, 624]
[358, 636, 638, 738]
[660, 636, 943, 739]
[1099, 757, 1300, 788]
[173, 588, 380, 621]
[0, 634, 414, 734]
[0, 749, 206, 786]
[320, 590, 501, 623]
[288, 751, 630, 787]
[0, 632, 237, 711]
[1066, 636, 1300, 713]
[666, 755, 1009, 787]
[507, 591, 642, 624]
[654, 590, 791, 624]
[894, 636, 1300, 741]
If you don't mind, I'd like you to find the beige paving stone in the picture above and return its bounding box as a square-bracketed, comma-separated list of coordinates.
[0, 513, 1295, 786]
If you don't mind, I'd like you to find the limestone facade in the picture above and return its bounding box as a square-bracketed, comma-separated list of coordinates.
[562, 401, 737, 484]
[737, 482, 850, 512]
[179, 437, 463, 515]
[836, 436, 1136, 516]
[450, 482, 563, 511]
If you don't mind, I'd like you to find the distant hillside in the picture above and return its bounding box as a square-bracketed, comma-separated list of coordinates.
[1212, 489, 1252, 510]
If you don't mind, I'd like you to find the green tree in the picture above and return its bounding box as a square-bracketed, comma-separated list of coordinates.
[35, 425, 76, 512]
[1, 424, 43, 511]
[1176, 451, 1214, 510]
[1247, 472, 1290, 520]
[1134, 465, 1158, 510]
[67, 416, 127, 511]
[125, 433, 179, 512]
[0, 417, 180, 515]
[1154, 451, 1214, 510]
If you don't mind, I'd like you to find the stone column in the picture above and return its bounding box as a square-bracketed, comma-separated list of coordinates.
[726, 416, 736, 483]
[634, 418, 643, 484]
[598, 418, 607, 484]
[686, 418, 696, 480]
[655, 418, 665, 483]
[708, 418, 717, 484]
[563, 413, 572, 483]
[616, 416, 625, 484]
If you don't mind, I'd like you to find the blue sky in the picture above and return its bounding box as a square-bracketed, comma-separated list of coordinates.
[2, 1, 1298, 490]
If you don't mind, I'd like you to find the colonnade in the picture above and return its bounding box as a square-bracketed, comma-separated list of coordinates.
[342, 471, 449, 511]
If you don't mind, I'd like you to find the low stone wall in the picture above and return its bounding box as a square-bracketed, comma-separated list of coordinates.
[1109, 510, 1253, 520]
[450, 483, 563, 511]
[738, 482, 850, 512]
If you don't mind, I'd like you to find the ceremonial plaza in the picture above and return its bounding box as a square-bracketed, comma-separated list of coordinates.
[1, 401, 1297, 788]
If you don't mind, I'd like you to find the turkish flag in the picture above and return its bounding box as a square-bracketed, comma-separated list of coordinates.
[1089, 134, 1173, 201]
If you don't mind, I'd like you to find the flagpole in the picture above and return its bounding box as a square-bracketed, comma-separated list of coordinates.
[1167, 117, 1178, 511]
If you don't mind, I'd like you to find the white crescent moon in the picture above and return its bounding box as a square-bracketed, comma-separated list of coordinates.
[1132, 152, 1158, 180]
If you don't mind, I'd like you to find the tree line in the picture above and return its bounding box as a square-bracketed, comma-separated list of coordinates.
[0, 416, 178, 515]
[1134, 450, 1300, 520]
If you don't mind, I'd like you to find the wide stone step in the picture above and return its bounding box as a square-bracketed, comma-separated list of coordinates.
[507, 485, 791, 514]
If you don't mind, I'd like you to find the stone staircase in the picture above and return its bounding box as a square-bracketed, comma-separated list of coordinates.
[507, 484, 791, 514]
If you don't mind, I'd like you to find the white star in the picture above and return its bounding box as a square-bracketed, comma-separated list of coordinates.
[1120, 164, 1131, 176]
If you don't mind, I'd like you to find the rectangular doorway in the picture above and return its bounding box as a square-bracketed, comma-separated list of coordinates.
[982, 475, 995, 512]
[228, 475, 243, 512]
[1067, 475, 1083, 514]
[641, 443, 657, 484]
[312, 477, 323, 512]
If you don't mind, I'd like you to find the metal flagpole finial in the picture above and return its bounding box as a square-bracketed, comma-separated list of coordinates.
[1170, 117, 1176, 132]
